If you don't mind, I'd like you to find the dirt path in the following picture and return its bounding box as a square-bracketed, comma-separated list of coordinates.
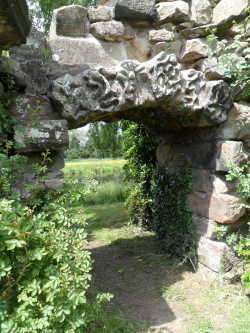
[85, 239, 186, 332]
[82, 203, 250, 333]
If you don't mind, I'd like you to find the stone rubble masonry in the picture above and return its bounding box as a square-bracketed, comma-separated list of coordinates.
[0, 0, 31, 52]
[88, 6, 114, 22]
[115, 0, 157, 22]
[197, 236, 227, 272]
[156, 1, 190, 24]
[212, 0, 250, 25]
[14, 120, 69, 153]
[149, 29, 176, 43]
[191, 0, 212, 26]
[1, 0, 250, 275]
[90, 20, 124, 41]
[55, 5, 89, 37]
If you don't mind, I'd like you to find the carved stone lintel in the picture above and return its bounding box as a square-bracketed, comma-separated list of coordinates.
[50, 52, 232, 129]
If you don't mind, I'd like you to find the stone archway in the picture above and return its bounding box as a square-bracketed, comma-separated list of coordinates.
[1, 1, 250, 274]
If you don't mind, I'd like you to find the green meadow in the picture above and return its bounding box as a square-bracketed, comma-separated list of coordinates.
[64, 158, 129, 204]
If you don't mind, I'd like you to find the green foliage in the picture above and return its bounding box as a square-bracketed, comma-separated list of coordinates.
[153, 167, 195, 258]
[29, 0, 96, 33]
[207, 8, 250, 97]
[226, 162, 250, 289]
[123, 122, 157, 230]
[0, 54, 17, 134]
[0, 152, 111, 332]
[87, 122, 124, 159]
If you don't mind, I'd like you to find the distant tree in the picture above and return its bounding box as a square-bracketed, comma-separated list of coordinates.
[28, 0, 96, 32]
[87, 121, 123, 159]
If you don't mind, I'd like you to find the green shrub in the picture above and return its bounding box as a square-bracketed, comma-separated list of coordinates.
[0, 152, 111, 332]
[123, 122, 157, 230]
[153, 167, 196, 258]
[226, 162, 250, 289]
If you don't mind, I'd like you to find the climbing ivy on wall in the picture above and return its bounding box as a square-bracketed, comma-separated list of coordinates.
[153, 166, 195, 258]
[123, 122, 196, 259]
[123, 122, 157, 230]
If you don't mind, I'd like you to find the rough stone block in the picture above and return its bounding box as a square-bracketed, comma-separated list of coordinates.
[88, 6, 113, 22]
[156, 1, 189, 24]
[213, 0, 250, 25]
[188, 191, 246, 224]
[193, 57, 227, 80]
[217, 102, 250, 141]
[197, 236, 227, 272]
[14, 120, 69, 152]
[209, 173, 236, 194]
[49, 36, 126, 67]
[115, 0, 156, 22]
[212, 141, 248, 172]
[90, 20, 124, 41]
[192, 214, 218, 239]
[192, 168, 209, 193]
[123, 26, 136, 39]
[45, 171, 64, 190]
[180, 38, 211, 63]
[191, 0, 212, 26]
[126, 38, 151, 62]
[10, 95, 60, 124]
[97, 0, 117, 7]
[149, 29, 175, 43]
[151, 40, 183, 58]
[55, 5, 89, 37]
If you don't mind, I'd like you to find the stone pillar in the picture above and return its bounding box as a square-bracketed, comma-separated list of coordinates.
[156, 102, 250, 273]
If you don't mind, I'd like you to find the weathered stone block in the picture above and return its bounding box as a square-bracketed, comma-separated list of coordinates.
[192, 168, 209, 193]
[213, 0, 250, 25]
[97, 0, 117, 7]
[188, 191, 246, 223]
[156, 1, 189, 24]
[151, 40, 183, 58]
[88, 6, 113, 22]
[49, 36, 126, 67]
[90, 21, 124, 41]
[14, 120, 69, 152]
[50, 52, 231, 129]
[149, 29, 175, 43]
[217, 102, 250, 141]
[55, 5, 89, 37]
[45, 171, 64, 190]
[191, 0, 212, 26]
[0, 0, 31, 52]
[193, 214, 218, 239]
[180, 38, 211, 63]
[115, 0, 156, 22]
[126, 38, 151, 61]
[10, 95, 60, 124]
[193, 57, 227, 80]
[209, 173, 236, 194]
[212, 141, 248, 172]
[197, 236, 227, 272]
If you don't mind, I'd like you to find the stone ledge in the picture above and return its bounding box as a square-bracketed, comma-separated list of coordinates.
[0, 0, 31, 51]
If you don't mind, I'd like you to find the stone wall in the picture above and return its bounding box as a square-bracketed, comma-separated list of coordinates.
[0, 0, 249, 275]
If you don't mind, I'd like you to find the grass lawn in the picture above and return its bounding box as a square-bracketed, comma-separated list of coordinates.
[64, 158, 129, 204]
[65, 158, 250, 333]
[75, 202, 250, 333]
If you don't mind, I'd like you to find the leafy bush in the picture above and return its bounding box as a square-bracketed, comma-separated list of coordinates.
[207, 8, 250, 98]
[226, 162, 250, 289]
[123, 122, 157, 230]
[0, 152, 111, 332]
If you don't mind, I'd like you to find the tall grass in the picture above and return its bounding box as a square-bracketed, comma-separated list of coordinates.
[84, 181, 129, 205]
[63, 158, 129, 205]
